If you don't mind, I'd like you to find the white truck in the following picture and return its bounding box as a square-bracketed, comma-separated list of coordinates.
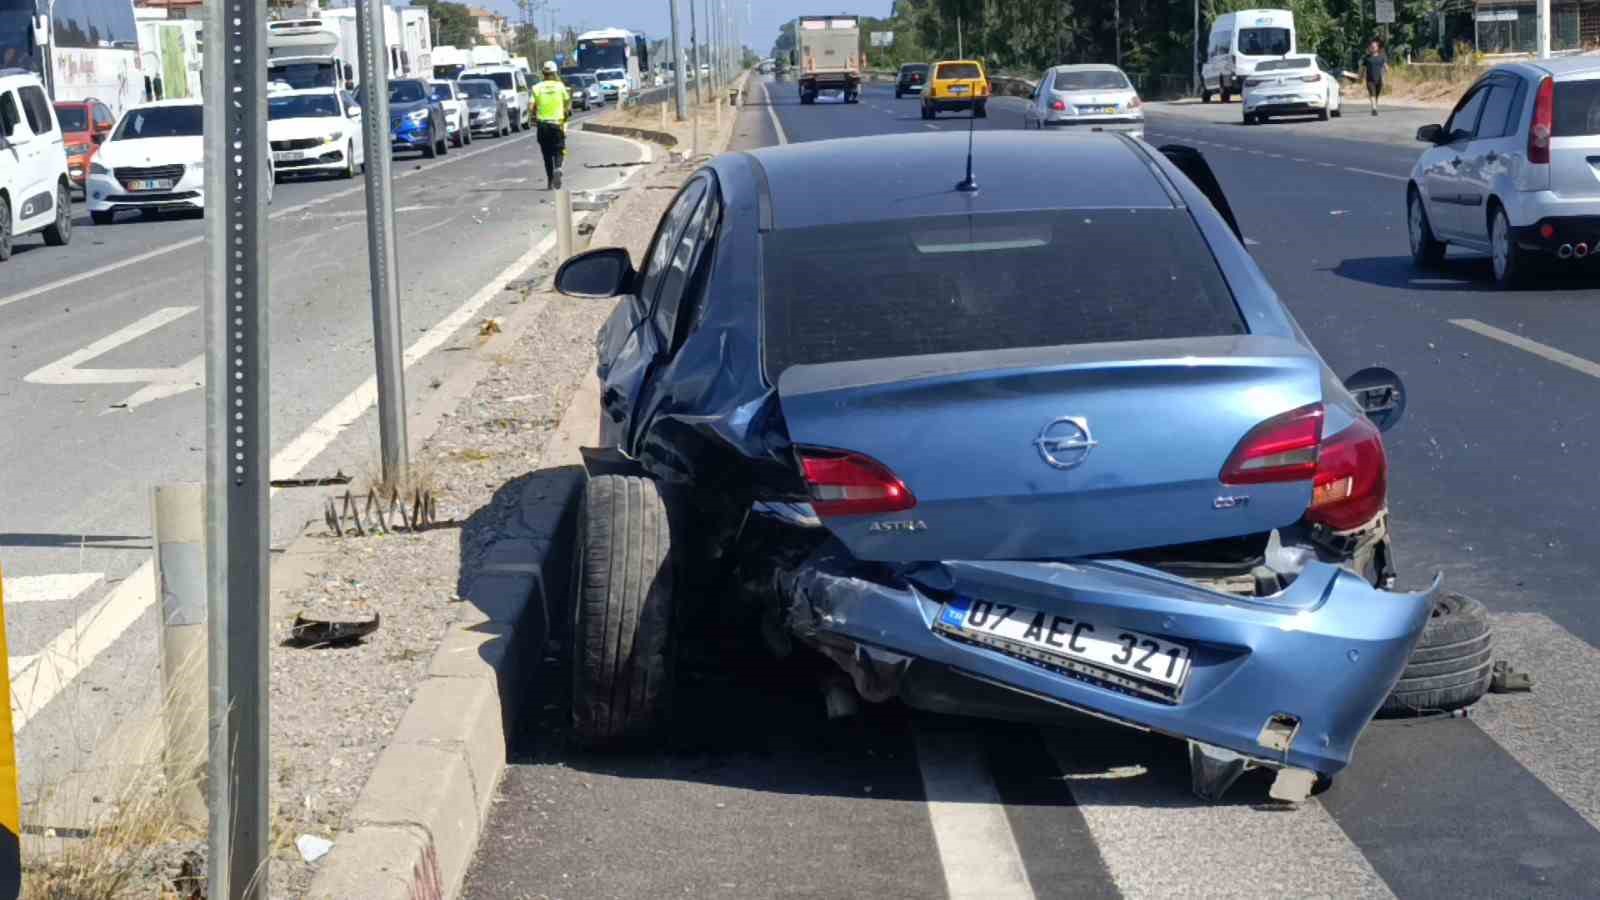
[433, 45, 470, 80]
[793, 15, 862, 104]
[266, 9, 404, 92]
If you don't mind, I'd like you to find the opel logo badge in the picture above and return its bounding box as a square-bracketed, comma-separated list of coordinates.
[1035, 417, 1097, 469]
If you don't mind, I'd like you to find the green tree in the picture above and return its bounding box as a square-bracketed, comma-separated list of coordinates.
[412, 0, 477, 47]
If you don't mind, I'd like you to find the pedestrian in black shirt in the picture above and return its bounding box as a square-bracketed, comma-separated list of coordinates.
[1363, 40, 1388, 116]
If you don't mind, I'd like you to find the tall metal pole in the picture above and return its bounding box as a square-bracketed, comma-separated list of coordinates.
[1538, 0, 1552, 57]
[355, 0, 410, 492]
[1114, 0, 1121, 66]
[1193, 0, 1200, 96]
[669, 0, 687, 119]
[689, 0, 702, 103]
[202, 0, 270, 893]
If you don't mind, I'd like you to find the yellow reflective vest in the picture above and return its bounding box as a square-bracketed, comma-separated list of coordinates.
[532, 79, 569, 123]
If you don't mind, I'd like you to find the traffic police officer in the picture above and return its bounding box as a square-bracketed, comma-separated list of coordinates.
[532, 60, 572, 189]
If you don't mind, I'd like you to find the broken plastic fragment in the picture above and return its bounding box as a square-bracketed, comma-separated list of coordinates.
[289, 612, 380, 646]
[296, 834, 334, 863]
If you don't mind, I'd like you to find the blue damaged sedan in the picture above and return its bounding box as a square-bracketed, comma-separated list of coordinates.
[553, 131, 1488, 802]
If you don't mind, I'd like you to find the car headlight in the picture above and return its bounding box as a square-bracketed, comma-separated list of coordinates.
[325, 133, 343, 143]
[407, 109, 430, 122]
[90, 161, 110, 175]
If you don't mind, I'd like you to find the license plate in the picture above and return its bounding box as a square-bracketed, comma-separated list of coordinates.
[950, 85, 969, 95]
[128, 178, 174, 191]
[1089, 106, 1117, 114]
[936, 596, 1192, 689]
[275, 150, 308, 161]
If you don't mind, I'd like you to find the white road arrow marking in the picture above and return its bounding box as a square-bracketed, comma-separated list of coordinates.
[2, 572, 104, 604]
[23, 306, 204, 412]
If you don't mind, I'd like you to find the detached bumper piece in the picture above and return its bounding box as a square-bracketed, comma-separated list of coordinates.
[782, 546, 1436, 801]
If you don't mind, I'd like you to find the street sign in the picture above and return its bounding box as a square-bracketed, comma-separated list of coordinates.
[1376, 0, 1396, 24]
[870, 31, 894, 47]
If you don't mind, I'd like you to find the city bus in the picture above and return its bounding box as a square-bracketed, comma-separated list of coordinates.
[575, 28, 649, 90]
[0, 0, 141, 115]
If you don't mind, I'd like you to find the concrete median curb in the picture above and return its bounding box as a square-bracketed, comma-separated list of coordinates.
[581, 119, 679, 148]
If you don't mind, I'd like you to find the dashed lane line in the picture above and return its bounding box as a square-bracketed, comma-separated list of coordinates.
[1450, 318, 1600, 379]
[916, 728, 1035, 900]
[762, 79, 790, 145]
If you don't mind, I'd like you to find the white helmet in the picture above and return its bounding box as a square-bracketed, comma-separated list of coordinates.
[543, 61, 559, 75]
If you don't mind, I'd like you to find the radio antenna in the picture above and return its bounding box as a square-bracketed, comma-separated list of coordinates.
[955, 108, 978, 192]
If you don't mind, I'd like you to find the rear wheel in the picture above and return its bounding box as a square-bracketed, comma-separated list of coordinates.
[1408, 188, 1446, 267]
[343, 142, 357, 179]
[975, 102, 987, 118]
[1380, 593, 1493, 716]
[922, 104, 934, 119]
[571, 475, 677, 746]
[1318, 107, 1330, 121]
[422, 139, 437, 159]
[1201, 86, 1213, 103]
[1221, 86, 1233, 103]
[1243, 111, 1256, 125]
[42, 183, 71, 246]
[1491, 205, 1527, 288]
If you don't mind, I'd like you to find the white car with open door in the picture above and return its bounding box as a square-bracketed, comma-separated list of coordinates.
[88, 99, 273, 224]
[268, 88, 366, 180]
[1241, 55, 1342, 124]
[0, 70, 73, 261]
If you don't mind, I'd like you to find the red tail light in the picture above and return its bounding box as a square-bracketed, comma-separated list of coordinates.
[1130, 95, 1142, 108]
[1306, 418, 1388, 531]
[1051, 99, 1067, 111]
[1530, 75, 1554, 165]
[799, 449, 916, 517]
[1219, 404, 1324, 485]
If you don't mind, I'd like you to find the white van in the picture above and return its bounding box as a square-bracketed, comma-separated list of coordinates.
[0, 70, 73, 261]
[1201, 9, 1296, 103]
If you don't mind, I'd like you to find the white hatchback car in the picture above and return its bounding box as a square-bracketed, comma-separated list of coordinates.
[0, 70, 73, 261]
[429, 79, 472, 147]
[88, 100, 272, 224]
[1241, 55, 1342, 124]
[268, 88, 366, 179]
[1408, 58, 1600, 286]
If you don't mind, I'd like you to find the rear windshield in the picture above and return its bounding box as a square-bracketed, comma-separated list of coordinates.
[54, 105, 88, 131]
[902, 64, 929, 74]
[430, 83, 455, 102]
[1238, 27, 1291, 56]
[1553, 80, 1600, 136]
[458, 80, 497, 99]
[390, 81, 427, 103]
[1053, 70, 1132, 91]
[762, 210, 1245, 376]
[937, 63, 982, 80]
[1256, 58, 1311, 72]
[472, 71, 514, 91]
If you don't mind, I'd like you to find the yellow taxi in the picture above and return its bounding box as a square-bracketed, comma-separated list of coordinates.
[922, 59, 991, 119]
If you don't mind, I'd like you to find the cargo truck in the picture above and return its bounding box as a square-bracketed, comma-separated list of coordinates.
[791, 15, 861, 104]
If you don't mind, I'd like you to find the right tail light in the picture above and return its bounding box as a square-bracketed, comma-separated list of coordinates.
[1219, 403, 1388, 531]
[1530, 75, 1554, 165]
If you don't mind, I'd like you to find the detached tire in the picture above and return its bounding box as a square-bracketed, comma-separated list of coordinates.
[1380, 592, 1493, 717]
[571, 475, 676, 746]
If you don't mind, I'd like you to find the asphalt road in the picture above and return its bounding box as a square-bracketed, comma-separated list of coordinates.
[0, 106, 650, 800]
[463, 78, 1600, 900]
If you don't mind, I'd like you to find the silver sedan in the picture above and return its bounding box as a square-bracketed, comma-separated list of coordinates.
[1023, 64, 1144, 139]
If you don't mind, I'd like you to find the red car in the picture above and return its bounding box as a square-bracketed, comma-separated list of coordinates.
[53, 99, 116, 192]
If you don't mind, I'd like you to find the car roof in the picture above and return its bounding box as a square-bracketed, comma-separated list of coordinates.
[1050, 64, 1127, 73]
[1516, 56, 1600, 79]
[743, 132, 1175, 230]
[127, 99, 203, 110]
[933, 59, 983, 67]
[272, 87, 341, 96]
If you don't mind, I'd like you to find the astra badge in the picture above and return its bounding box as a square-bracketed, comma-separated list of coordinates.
[870, 520, 929, 533]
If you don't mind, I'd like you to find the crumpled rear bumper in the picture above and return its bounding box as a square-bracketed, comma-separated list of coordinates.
[786, 549, 1436, 777]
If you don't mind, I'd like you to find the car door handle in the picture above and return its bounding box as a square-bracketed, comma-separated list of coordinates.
[1485, 151, 1499, 162]
[1451, 157, 1462, 166]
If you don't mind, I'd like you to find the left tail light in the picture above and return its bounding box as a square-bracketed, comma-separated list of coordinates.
[799, 448, 916, 518]
[1306, 418, 1388, 531]
[1051, 99, 1067, 111]
[1219, 404, 1324, 484]
[1530, 75, 1554, 165]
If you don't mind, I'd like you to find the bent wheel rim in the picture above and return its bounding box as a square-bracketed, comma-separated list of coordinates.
[1409, 196, 1425, 254]
[1493, 215, 1510, 279]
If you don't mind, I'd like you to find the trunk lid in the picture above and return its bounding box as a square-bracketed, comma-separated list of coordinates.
[778, 336, 1324, 562]
[1548, 76, 1600, 200]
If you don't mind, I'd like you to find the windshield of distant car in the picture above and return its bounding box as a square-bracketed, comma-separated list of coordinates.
[458, 80, 497, 99]
[471, 71, 515, 91]
[902, 64, 929, 75]
[1256, 58, 1312, 72]
[430, 83, 456, 102]
[389, 81, 428, 103]
[762, 210, 1244, 375]
[597, 69, 625, 81]
[936, 62, 982, 80]
[1554, 80, 1600, 136]
[269, 94, 341, 119]
[1238, 27, 1291, 56]
[1053, 70, 1132, 91]
[268, 60, 338, 90]
[112, 105, 202, 141]
[54, 105, 88, 131]
[563, 76, 585, 89]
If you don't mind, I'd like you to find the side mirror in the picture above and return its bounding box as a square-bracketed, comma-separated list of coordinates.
[1416, 124, 1443, 144]
[556, 247, 635, 298]
[1343, 367, 1406, 433]
[349, 106, 362, 117]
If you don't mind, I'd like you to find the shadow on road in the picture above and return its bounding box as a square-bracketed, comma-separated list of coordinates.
[0, 532, 148, 550]
[1331, 254, 1600, 293]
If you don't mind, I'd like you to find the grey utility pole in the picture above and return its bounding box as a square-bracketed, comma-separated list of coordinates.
[201, 0, 270, 894]
[669, 0, 687, 119]
[1538, 0, 1552, 57]
[690, 0, 701, 103]
[1193, 0, 1200, 97]
[356, 0, 410, 491]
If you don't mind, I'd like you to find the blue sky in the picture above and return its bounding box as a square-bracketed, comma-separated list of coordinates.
[477, 2, 894, 54]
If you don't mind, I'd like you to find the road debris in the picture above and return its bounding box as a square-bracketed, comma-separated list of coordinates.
[296, 834, 334, 863]
[288, 612, 381, 647]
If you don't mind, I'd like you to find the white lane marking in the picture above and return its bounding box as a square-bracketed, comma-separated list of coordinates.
[1318, 161, 1337, 167]
[1040, 730, 1394, 899]
[2, 573, 103, 604]
[1344, 166, 1407, 181]
[23, 306, 204, 411]
[0, 129, 542, 311]
[915, 728, 1035, 900]
[1292, 157, 1311, 162]
[1450, 318, 1600, 379]
[924, 123, 939, 130]
[1474, 613, 1600, 831]
[9, 132, 652, 734]
[762, 78, 789, 145]
[8, 655, 36, 676]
